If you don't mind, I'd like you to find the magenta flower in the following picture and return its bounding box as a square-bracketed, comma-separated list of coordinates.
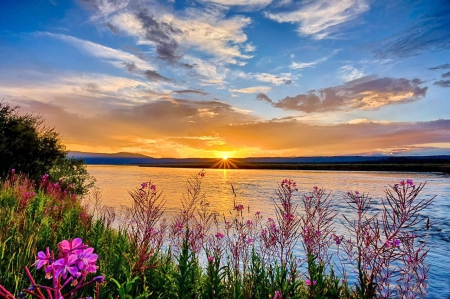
[141, 182, 148, 189]
[150, 184, 156, 191]
[235, 204, 244, 212]
[53, 254, 80, 279]
[246, 220, 253, 226]
[273, 290, 282, 299]
[34, 248, 52, 269]
[11, 169, 15, 174]
[305, 279, 317, 286]
[59, 238, 86, 254]
[76, 247, 98, 271]
[207, 256, 214, 263]
[215, 232, 225, 239]
[245, 237, 254, 244]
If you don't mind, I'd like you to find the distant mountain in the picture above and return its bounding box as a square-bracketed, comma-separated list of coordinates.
[69, 151, 157, 165]
[69, 151, 450, 166]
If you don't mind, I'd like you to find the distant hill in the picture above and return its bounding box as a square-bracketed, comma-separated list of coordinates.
[69, 152, 450, 167]
[69, 151, 157, 165]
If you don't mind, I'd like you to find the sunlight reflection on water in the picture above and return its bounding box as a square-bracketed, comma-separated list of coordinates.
[87, 165, 450, 299]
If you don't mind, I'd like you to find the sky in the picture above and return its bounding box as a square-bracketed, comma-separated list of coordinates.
[1, 0, 450, 158]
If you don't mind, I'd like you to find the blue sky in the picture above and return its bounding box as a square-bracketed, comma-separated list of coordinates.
[1, 0, 450, 158]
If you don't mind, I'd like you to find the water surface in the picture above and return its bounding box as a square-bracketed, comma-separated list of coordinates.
[87, 165, 450, 298]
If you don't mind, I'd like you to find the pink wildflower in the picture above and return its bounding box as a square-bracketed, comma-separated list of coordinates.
[215, 232, 225, 239]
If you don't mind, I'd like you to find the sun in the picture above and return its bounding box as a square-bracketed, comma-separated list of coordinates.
[222, 155, 228, 160]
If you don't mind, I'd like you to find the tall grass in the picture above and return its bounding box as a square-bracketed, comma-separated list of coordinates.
[0, 170, 434, 299]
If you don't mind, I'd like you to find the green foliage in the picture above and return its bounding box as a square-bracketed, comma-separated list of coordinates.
[0, 102, 66, 180]
[49, 156, 96, 195]
[0, 102, 94, 195]
[305, 254, 350, 299]
[174, 237, 202, 299]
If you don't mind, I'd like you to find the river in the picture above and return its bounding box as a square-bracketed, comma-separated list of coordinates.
[87, 165, 450, 298]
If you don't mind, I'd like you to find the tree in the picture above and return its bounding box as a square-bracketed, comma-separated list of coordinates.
[0, 102, 95, 194]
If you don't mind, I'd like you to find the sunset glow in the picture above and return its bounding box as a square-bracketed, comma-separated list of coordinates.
[1, 1, 449, 157]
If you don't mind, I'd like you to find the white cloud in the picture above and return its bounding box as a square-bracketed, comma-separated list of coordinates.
[110, 8, 253, 64]
[290, 61, 319, 70]
[265, 0, 369, 39]
[198, 0, 272, 8]
[231, 86, 271, 93]
[253, 73, 293, 85]
[39, 32, 155, 70]
[339, 65, 365, 82]
[183, 55, 229, 86]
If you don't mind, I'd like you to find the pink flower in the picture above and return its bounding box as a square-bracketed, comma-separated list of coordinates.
[246, 220, 253, 226]
[34, 248, 52, 269]
[245, 237, 254, 244]
[305, 279, 317, 286]
[11, 169, 15, 174]
[76, 247, 98, 272]
[59, 238, 86, 254]
[150, 184, 156, 190]
[198, 171, 205, 177]
[235, 204, 244, 212]
[141, 182, 148, 189]
[53, 254, 80, 279]
[207, 256, 214, 263]
[273, 290, 282, 299]
[215, 232, 225, 239]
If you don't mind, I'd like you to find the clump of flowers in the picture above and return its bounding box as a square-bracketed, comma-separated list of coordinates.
[0, 238, 103, 299]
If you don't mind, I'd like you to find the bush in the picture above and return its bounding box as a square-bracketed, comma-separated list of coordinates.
[0, 102, 95, 194]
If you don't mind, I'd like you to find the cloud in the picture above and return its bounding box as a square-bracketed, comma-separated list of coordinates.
[339, 65, 365, 82]
[442, 71, 450, 78]
[236, 71, 294, 85]
[198, 0, 272, 9]
[135, 10, 181, 63]
[231, 86, 272, 94]
[375, 0, 450, 58]
[109, 7, 253, 64]
[182, 55, 228, 86]
[256, 76, 427, 113]
[433, 80, 450, 88]
[144, 70, 175, 83]
[39, 32, 155, 70]
[290, 50, 339, 69]
[172, 89, 209, 96]
[428, 63, 450, 70]
[78, 0, 129, 20]
[5, 92, 450, 157]
[265, 0, 369, 39]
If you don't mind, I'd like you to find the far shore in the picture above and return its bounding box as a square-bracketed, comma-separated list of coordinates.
[138, 162, 450, 173]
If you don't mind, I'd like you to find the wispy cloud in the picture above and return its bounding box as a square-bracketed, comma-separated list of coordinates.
[428, 63, 450, 70]
[172, 89, 209, 96]
[109, 7, 253, 64]
[236, 71, 294, 85]
[265, 0, 369, 39]
[375, 0, 450, 58]
[198, 0, 273, 9]
[434, 80, 450, 88]
[231, 86, 271, 94]
[339, 65, 365, 82]
[256, 76, 427, 113]
[38, 32, 155, 70]
[290, 50, 339, 70]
